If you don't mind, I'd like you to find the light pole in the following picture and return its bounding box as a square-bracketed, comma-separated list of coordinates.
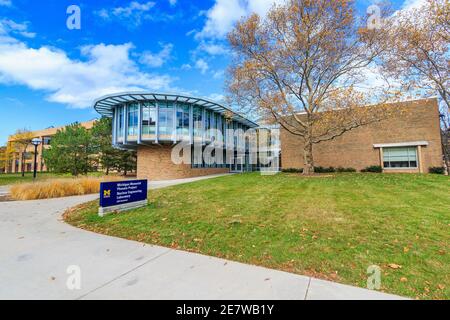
[31, 138, 41, 180]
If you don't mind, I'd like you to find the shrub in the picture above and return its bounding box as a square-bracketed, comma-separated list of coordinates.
[429, 167, 445, 175]
[282, 168, 303, 173]
[314, 166, 336, 173]
[336, 167, 357, 173]
[361, 165, 383, 173]
[10, 176, 123, 200]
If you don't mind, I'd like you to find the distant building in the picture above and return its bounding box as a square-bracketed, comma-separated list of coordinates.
[3, 121, 96, 174]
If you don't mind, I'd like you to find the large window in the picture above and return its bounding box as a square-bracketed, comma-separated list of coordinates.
[117, 106, 124, 139]
[159, 101, 174, 136]
[383, 147, 418, 168]
[193, 106, 203, 138]
[142, 102, 157, 136]
[176, 103, 190, 138]
[127, 103, 139, 137]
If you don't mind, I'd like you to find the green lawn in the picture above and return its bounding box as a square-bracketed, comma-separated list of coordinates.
[0, 172, 105, 186]
[65, 173, 450, 299]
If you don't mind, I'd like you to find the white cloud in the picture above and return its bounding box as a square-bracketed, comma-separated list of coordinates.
[0, 0, 12, 7]
[195, 59, 209, 74]
[96, 1, 156, 26]
[213, 70, 224, 79]
[198, 41, 229, 56]
[206, 93, 225, 103]
[139, 43, 173, 67]
[401, 0, 427, 10]
[0, 19, 35, 38]
[169, 0, 177, 6]
[197, 0, 285, 39]
[0, 37, 174, 108]
[181, 63, 192, 70]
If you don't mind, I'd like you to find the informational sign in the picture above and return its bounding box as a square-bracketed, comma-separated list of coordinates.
[99, 180, 148, 216]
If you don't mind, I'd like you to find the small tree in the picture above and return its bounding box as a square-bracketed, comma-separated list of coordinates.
[43, 123, 95, 176]
[115, 150, 137, 176]
[91, 117, 137, 176]
[91, 117, 118, 175]
[227, 0, 399, 174]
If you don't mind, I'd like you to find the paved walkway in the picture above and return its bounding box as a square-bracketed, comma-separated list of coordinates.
[0, 174, 405, 300]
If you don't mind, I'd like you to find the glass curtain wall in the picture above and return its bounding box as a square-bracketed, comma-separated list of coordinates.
[127, 103, 139, 139]
[117, 105, 124, 141]
[193, 106, 203, 142]
[142, 101, 157, 138]
[159, 101, 174, 138]
[176, 103, 190, 140]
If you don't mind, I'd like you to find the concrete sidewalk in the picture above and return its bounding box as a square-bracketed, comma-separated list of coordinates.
[0, 174, 405, 300]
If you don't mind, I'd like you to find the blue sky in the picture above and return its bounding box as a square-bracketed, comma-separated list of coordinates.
[0, 0, 420, 144]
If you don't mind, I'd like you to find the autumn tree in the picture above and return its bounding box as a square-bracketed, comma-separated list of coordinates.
[0, 146, 6, 173]
[8, 129, 34, 177]
[381, 0, 449, 110]
[227, 0, 399, 174]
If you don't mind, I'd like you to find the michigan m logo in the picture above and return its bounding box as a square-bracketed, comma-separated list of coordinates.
[103, 190, 111, 198]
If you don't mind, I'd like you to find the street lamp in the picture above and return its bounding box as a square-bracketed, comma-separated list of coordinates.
[31, 138, 41, 180]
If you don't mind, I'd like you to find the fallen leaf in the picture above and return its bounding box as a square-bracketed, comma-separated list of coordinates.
[438, 284, 445, 290]
[403, 247, 410, 253]
[388, 263, 402, 269]
[400, 277, 408, 282]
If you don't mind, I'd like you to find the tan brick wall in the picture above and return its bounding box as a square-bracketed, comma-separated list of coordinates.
[137, 145, 229, 181]
[281, 98, 443, 173]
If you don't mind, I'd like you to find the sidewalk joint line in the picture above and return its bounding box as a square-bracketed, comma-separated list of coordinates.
[304, 277, 312, 300]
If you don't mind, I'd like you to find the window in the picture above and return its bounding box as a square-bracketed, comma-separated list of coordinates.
[127, 103, 139, 137]
[176, 104, 190, 138]
[117, 106, 124, 138]
[158, 101, 174, 136]
[383, 147, 418, 168]
[193, 106, 203, 138]
[142, 102, 156, 136]
[43, 137, 51, 145]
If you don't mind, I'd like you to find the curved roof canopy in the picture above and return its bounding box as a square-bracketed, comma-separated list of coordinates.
[93, 92, 259, 128]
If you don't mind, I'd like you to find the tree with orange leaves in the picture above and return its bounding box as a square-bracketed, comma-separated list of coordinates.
[382, 0, 449, 109]
[227, 0, 399, 174]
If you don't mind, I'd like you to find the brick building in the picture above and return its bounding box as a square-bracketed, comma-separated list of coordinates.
[4, 121, 95, 174]
[281, 98, 443, 173]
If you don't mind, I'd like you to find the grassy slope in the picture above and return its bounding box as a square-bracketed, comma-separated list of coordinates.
[65, 173, 450, 299]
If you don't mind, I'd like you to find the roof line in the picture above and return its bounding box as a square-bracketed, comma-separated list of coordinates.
[92, 91, 259, 127]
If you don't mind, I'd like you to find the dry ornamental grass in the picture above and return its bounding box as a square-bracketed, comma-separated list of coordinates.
[10, 176, 123, 200]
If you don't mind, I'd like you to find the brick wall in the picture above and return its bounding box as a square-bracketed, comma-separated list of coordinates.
[280, 98, 443, 173]
[137, 145, 229, 181]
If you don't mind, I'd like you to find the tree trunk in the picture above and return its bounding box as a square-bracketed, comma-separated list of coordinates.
[106, 166, 109, 176]
[303, 139, 315, 175]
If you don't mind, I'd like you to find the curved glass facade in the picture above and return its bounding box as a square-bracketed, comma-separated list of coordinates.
[99, 94, 257, 150]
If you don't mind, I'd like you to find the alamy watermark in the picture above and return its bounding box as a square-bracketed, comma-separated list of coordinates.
[367, 4, 383, 30]
[67, 5, 81, 30]
[66, 265, 81, 290]
[367, 265, 381, 290]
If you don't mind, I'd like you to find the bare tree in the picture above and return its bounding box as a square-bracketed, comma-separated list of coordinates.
[381, 0, 449, 109]
[227, 0, 400, 174]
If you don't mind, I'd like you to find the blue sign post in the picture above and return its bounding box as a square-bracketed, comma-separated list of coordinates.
[99, 180, 148, 216]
